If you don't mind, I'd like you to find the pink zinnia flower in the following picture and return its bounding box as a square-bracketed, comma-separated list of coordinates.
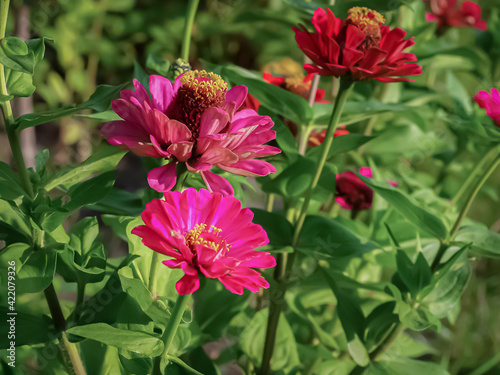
[102, 70, 281, 196]
[132, 188, 276, 295]
[424, 0, 487, 31]
[474, 88, 500, 126]
[336, 167, 398, 210]
[292, 7, 422, 82]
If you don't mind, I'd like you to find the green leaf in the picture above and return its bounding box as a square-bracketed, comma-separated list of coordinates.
[308, 134, 376, 161]
[364, 302, 398, 351]
[241, 308, 300, 372]
[321, 268, 369, 366]
[367, 357, 449, 375]
[0, 162, 24, 200]
[0, 93, 13, 102]
[259, 108, 298, 160]
[0, 307, 55, 349]
[0, 37, 34, 74]
[359, 174, 447, 239]
[250, 209, 293, 248]
[134, 61, 150, 93]
[89, 188, 143, 216]
[16, 82, 130, 130]
[57, 217, 107, 285]
[117, 267, 170, 329]
[0, 200, 31, 244]
[261, 156, 315, 198]
[9, 243, 57, 293]
[43, 171, 117, 231]
[43, 145, 125, 191]
[455, 222, 500, 258]
[4, 70, 35, 97]
[67, 323, 163, 356]
[298, 215, 378, 261]
[146, 54, 171, 76]
[394, 250, 431, 297]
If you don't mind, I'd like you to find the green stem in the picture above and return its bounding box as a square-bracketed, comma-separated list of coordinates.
[149, 252, 160, 299]
[180, 0, 200, 61]
[433, 144, 500, 271]
[75, 283, 86, 321]
[60, 332, 87, 375]
[348, 323, 404, 375]
[153, 294, 190, 375]
[450, 150, 500, 239]
[469, 352, 500, 375]
[451, 145, 500, 205]
[259, 79, 354, 375]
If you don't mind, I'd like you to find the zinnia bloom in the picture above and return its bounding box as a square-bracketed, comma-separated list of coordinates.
[307, 126, 349, 147]
[474, 88, 500, 126]
[102, 71, 281, 196]
[293, 7, 422, 82]
[424, 0, 487, 31]
[336, 167, 397, 210]
[132, 188, 276, 295]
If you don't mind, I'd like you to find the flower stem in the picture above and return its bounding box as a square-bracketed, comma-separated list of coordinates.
[259, 78, 354, 375]
[153, 293, 190, 374]
[450, 145, 500, 239]
[180, 0, 200, 62]
[451, 144, 500, 205]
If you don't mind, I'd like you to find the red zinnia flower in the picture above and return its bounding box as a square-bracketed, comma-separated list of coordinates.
[292, 7, 422, 82]
[102, 71, 281, 196]
[132, 188, 276, 295]
[424, 0, 487, 31]
[307, 126, 349, 147]
[336, 167, 397, 210]
[474, 88, 500, 126]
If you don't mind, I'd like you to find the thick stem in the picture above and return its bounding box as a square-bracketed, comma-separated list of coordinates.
[260, 79, 354, 375]
[153, 294, 190, 375]
[44, 284, 67, 331]
[60, 332, 87, 375]
[291, 79, 354, 249]
[180, 0, 200, 62]
[149, 252, 160, 299]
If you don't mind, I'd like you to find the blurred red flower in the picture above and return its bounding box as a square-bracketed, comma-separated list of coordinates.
[424, 0, 487, 31]
[336, 167, 398, 211]
[307, 126, 349, 147]
[292, 7, 422, 82]
[474, 88, 500, 126]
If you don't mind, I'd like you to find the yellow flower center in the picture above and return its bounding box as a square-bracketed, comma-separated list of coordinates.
[167, 70, 228, 139]
[347, 7, 385, 48]
[180, 70, 228, 102]
[184, 223, 226, 252]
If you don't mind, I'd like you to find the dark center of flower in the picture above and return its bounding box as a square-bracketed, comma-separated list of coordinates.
[166, 70, 228, 139]
[183, 223, 228, 252]
[347, 7, 385, 49]
[283, 76, 310, 100]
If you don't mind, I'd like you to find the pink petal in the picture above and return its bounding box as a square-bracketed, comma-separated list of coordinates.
[200, 170, 234, 196]
[148, 162, 178, 192]
[149, 75, 176, 112]
[176, 273, 200, 295]
[199, 107, 230, 137]
[226, 85, 248, 112]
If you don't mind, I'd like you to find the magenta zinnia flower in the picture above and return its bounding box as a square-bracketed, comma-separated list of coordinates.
[132, 188, 276, 295]
[102, 70, 281, 196]
[474, 88, 500, 126]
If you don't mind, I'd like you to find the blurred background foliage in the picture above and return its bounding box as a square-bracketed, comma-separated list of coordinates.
[2, 0, 500, 374]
